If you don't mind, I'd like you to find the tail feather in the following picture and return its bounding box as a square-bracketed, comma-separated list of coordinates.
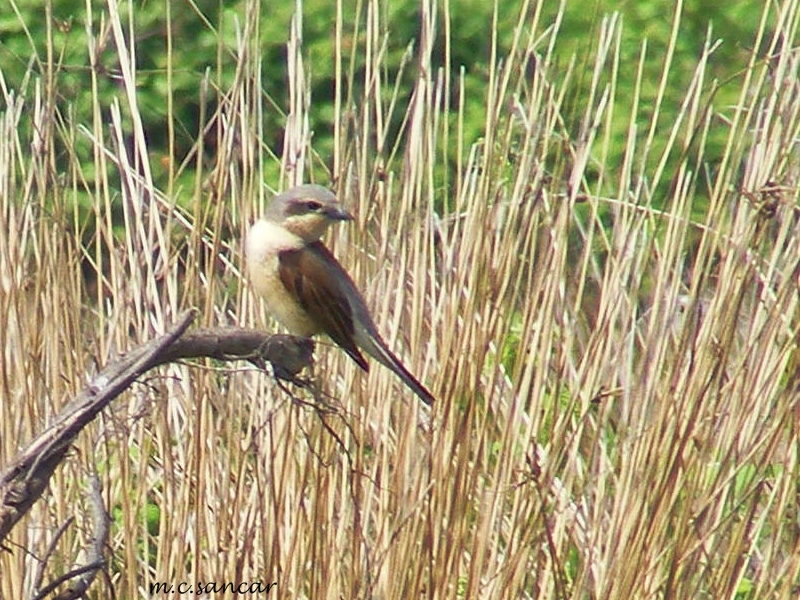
[358, 333, 435, 406]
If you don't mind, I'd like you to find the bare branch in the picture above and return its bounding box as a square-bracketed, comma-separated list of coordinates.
[0, 309, 311, 545]
[30, 474, 110, 600]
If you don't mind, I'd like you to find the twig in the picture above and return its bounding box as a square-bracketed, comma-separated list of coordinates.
[0, 310, 312, 543]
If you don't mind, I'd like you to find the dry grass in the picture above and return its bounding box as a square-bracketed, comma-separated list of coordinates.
[2, 0, 800, 598]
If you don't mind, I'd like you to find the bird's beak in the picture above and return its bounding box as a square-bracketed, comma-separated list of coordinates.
[323, 206, 354, 222]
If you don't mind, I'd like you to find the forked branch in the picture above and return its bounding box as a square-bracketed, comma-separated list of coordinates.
[0, 309, 312, 595]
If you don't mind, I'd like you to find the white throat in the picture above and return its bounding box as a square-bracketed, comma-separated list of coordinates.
[245, 218, 318, 336]
[246, 218, 305, 261]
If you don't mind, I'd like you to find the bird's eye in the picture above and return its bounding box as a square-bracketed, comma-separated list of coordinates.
[305, 200, 322, 211]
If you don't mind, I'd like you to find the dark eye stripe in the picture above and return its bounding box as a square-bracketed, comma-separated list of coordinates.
[286, 199, 323, 215]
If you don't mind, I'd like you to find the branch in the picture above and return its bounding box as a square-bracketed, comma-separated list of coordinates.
[0, 309, 312, 544]
[30, 474, 109, 600]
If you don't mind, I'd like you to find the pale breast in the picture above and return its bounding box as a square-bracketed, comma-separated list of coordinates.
[245, 219, 320, 336]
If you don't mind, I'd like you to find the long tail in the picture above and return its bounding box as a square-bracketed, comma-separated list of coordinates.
[358, 333, 435, 406]
[355, 329, 435, 406]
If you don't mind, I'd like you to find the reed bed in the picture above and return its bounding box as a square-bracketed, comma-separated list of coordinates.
[1, 0, 799, 598]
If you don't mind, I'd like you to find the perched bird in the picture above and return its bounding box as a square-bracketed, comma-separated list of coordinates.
[245, 184, 435, 406]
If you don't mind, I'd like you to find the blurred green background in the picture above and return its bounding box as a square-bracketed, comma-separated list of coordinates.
[0, 0, 763, 204]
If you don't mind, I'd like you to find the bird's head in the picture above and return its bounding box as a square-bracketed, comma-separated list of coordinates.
[266, 184, 353, 242]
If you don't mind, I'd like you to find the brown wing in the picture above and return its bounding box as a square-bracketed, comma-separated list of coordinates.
[278, 243, 369, 371]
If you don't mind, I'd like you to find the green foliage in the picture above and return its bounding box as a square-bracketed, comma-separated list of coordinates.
[1, 0, 764, 207]
[546, 1, 759, 212]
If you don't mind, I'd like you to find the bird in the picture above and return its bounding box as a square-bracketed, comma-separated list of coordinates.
[245, 184, 435, 406]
